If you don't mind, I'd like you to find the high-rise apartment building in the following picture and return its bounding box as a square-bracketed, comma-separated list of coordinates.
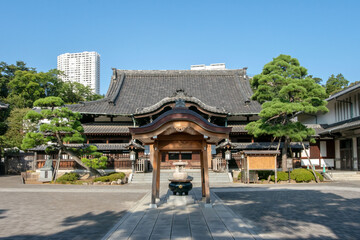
[57, 51, 100, 94]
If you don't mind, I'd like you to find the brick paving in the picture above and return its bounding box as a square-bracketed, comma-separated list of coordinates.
[0, 176, 147, 240]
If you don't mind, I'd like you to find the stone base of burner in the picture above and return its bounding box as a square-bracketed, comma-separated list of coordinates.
[167, 195, 195, 206]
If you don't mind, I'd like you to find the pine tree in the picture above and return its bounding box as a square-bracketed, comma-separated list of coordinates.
[246, 54, 328, 170]
[21, 97, 104, 179]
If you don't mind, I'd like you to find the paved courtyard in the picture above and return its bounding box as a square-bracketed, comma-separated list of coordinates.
[1, 175, 360, 239]
[0, 176, 148, 240]
[215, 183, 360, 240]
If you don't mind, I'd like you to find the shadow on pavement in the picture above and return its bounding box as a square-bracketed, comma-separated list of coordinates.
[215, 188, 360, 239]
[1, 210, 125, 240]
[0, 209, 8, 219]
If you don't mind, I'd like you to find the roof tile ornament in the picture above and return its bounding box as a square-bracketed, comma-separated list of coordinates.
[135, 89, 227, 115]
[175, 98, 186, 108]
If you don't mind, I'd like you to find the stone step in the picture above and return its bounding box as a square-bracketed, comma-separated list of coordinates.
[328, 171, 360, 181]
[131, 171, 231, 183]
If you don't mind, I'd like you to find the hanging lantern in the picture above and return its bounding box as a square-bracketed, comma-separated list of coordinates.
[225, 150, 231, 160]
[130, 150, 136, 161]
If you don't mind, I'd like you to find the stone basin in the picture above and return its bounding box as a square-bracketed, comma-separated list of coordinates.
[168, 178, 192, 182]
[173, 161, 188, 166]
[169, 160, 193, 196]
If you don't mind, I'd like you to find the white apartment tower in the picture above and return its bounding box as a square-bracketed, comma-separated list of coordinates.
[57, 51, 100, 94]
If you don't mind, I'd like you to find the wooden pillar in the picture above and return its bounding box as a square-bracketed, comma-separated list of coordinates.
[33, 151, 37, 170]
[200, 150, 205, 197]
[156, 149, 160, 199]
[207, 144, 212, 167]
[274, 155, 277, 184]
[150, 142, 158, 207]
[202, 141, 210, 204]
[246, 156, 250, 184]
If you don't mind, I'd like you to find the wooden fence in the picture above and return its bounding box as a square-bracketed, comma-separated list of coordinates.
[36, 158, 133, 170]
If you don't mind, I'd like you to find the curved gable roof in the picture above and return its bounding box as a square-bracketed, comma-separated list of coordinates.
[69, 68, 261, 116]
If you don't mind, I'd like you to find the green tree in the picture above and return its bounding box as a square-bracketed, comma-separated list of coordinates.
[21, 97, 103, 179]
[0, 61, 33, 99]
[58, 81, 103, 104]
[7, 69, 63, 108]
[308, 75, 322, 85]
[0, 61, 32, 135]
[246, 54, 328, 170]
[325, 73, 349, 95]
[0, 108, 31, 149]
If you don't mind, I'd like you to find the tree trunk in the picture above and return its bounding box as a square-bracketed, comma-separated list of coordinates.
[52, 149, 62, 182]
[301, 142, 319, 183]
[63, 148, 101, 177]
[282, 137, 289, 171]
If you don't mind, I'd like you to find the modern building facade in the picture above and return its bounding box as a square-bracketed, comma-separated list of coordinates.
[299, 83, 360, 170]
[57, 51, 100, 94]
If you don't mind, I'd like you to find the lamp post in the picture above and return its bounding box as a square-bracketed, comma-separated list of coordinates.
[130, 150, 136, 174]
[240, 152, 245, 183]
[225, 149, 231, 172]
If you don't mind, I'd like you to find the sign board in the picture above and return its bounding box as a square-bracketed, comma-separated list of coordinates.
[287, 158, 293, 169]
[248, 156, 276, 170]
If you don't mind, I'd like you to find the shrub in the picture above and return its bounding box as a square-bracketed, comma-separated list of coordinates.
[94, 172, 126, 182]
[270, 171, 289, 182]
[238, 172, 241, 180]
[258, 170, 273, 180]
[290, 169, 323, 182]
[56, 172, 79, 184]
[81, 156, 108, 169]
[315, 171, 324, 181]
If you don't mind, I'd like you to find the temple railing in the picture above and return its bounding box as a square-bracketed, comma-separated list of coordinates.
[212, 157, 226, 172]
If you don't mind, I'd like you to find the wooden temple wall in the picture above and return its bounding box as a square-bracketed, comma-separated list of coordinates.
[35, 152, 134, 170]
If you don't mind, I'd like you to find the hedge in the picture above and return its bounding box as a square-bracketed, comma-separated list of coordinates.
[290, 169, 323, 182]
[270, 171, 289, 182]
[56, 172, 80, 184]
[94, 172, 126, 182]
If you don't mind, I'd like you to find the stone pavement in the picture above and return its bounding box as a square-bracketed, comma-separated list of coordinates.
[104, 181, 360, 240]
[214, 183, 360, 240]
[2, 175, 360, 239]
[0, 175, 148, 240]
[104, 183, 259, 240]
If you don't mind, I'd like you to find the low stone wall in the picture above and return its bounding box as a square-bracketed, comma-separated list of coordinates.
[4, 153, 35, 175]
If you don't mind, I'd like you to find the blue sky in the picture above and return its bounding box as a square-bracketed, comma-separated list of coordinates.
[1, 0, 359, 94]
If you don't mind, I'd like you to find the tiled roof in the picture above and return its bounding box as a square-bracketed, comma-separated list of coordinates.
[304, 124, 326, 136]
[83, 123, 131, 134]
[326, 82, 360, 101]
[228, 124, 323, 135]
[232, 142, 306, 150]
[29, 143, 131, 151]
[242, 150, 280, 155]
[319, 119, 360, 134]
[69, 69, 261, 116]
[228, 124, 247, 133]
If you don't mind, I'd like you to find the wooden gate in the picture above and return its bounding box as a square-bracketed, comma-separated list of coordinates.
[136, 158, 148, 172]
[212, 157, 226, 172]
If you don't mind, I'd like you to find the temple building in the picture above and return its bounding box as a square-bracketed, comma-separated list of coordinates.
[32, 66, 321, 177]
